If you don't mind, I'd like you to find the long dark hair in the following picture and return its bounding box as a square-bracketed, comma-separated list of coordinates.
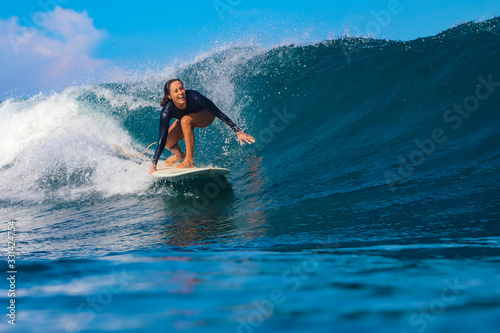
[160, 78, 183, 107]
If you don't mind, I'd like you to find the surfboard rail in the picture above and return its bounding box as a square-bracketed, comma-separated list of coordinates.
[151, 164, 230, 180]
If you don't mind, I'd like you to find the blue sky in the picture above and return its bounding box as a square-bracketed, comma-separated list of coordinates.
[1, 0, 499, 100]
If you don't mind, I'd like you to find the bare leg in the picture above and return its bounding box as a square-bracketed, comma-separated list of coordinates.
[175, 110, 215, 168]
[164, 120, 185, 166]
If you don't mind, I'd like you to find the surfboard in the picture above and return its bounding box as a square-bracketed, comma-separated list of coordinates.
[151, 164, 230, 180]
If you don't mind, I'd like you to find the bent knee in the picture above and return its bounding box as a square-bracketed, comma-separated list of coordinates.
[180, 116, 193, 127]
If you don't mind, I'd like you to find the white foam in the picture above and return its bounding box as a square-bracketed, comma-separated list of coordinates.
[0, 45, 268, 205]
[89, 85, 158, 111]
[0, 88, 153, 204]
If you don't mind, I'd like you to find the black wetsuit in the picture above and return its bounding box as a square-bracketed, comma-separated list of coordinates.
[152, 90, 241, 164]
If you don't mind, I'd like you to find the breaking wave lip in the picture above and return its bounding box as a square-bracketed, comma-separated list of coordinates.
[1, 17, 499, 206]
[0, 88, 155, 205]
[0, 45, 267, 206]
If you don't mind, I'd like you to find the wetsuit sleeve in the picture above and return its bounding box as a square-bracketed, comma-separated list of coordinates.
[192, 91, 242, 133]
[152, 106, 172, 165]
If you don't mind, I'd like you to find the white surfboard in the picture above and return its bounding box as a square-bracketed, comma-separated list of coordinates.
[152, 164, 230, 180]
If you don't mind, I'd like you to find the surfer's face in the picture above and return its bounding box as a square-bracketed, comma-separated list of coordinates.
[168, 81, 186, 105]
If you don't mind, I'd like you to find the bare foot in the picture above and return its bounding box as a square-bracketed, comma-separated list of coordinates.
[165, 154, 185, 167]
[174, 159, 194, 169]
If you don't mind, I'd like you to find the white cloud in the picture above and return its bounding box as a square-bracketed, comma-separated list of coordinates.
[0, 6, 126, 99]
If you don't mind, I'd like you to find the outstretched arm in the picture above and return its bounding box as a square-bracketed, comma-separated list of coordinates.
[193, 91, 255, 144]
[150, 108, 172, 174]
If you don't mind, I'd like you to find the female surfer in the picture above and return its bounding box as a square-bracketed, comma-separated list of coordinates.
[149, 79, 255, 174]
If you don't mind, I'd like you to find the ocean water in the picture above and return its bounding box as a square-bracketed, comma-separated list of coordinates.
[1, 17, 499, 333]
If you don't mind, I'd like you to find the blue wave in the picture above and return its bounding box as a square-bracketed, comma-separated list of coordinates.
[0, 17, 499, 208]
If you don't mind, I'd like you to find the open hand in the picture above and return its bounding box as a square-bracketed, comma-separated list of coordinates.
[236, 131, 256, 145]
